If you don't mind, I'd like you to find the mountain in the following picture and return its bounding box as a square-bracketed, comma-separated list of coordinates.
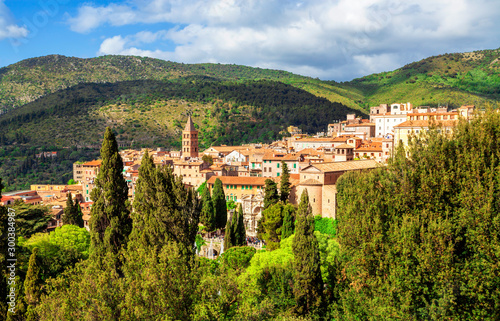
[0, 50, 499, 191]
[344, 48, 500, 107]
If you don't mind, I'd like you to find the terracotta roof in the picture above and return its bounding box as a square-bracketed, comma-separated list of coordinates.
[335, 144, 355, 149]
[183, 115, 196, 132]
[332, 135, 358, 142]
[356, 143, 383, 152]
[207, 176, 268, 186]
[394, 120, 458, 128]
[83, 160, 102, 167]
[303, 160, 379, 172]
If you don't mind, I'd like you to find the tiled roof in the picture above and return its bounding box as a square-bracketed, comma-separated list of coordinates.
[304, 160, 379, 172]
[83, 160, 102, 167]
[335, 144, 355, 149]
[345, 123, 375, 127]
[394, 120, 458, 128]
[207, 176, 268, 186]
[183, 115, 196, 132]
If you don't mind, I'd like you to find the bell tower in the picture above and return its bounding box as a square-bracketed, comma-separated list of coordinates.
[182, 115, 199, 158]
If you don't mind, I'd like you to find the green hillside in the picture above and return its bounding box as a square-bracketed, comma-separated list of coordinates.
[345, 48, 500, 107]
[0, 78, 358, 191]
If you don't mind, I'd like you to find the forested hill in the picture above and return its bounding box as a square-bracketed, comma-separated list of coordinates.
[0, 78, 358, 149]
[344, 48, 500, 107]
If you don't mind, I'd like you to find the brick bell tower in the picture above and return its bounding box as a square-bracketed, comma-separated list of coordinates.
[182, 115, 199, 158]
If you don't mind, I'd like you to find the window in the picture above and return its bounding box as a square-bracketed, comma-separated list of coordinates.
[277, 173, 280, 177]
[293, 163, 297, 168]
[277, 163, 280, 168]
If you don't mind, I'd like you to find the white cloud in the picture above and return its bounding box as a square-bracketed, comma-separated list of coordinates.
[74, 0, 500, 80]
[0, 0, 29, 39]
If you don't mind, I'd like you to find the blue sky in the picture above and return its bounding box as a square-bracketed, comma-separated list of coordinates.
[0, 0, 499, 81]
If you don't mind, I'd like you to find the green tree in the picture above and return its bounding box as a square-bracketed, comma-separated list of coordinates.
[261, 203, 284, 250]
[24, 248, 41, 320]
[212, 178, 227, 230]
[264, 179, 279, 209]
[89, 127, 132, 260]
[280, 161, 291, 203]
[334, 110, 500, 319]
[292, 189, 323, 316]
[200, 186, 216, 232]
[281, 204, 296, 240]
[202, 154, 214, 165]
[234, 204, 247, 246]
[224, 210, 237, 250]
[10, 203, 51, 238]
[130, 152, 201, 255]
[62, 193, 83, 227]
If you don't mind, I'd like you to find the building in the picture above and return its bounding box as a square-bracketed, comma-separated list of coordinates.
[297, 160, 379, 218]
[173, 160, 212, 189]
[80, 160, 102, 202]
[181, 115, 199, 159]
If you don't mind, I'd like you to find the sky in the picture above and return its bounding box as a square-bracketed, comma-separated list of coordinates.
[0, 0, 499, 81]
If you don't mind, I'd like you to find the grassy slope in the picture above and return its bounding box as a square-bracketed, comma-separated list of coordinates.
[346, 49, 500, 108]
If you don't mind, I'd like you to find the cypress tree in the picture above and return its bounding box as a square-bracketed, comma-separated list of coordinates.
[89, 127, 131, 259]
[224, 211, 235, 250]
[24, 248, 41, 316]
[292, 189, 323, 315]
[73, 199, 84, 228]
[130, 152, 201, 255]
[212, 178, 227, 230]
[264, 179, 279, 209]
[234, 203, 247, 246]
[200, 186, 216, 232]
[62, 192, 74, 225]
[281, 203, 295, 240]
[280, 161, 291, 203]
[63, 193, 84, 227]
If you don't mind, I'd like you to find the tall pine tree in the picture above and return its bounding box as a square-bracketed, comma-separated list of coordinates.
[89, 127, 132, 260]
[63, 193, 83, 227]
[280, 161, 291, 203]
[235, 204, 247, 246]
[264, 179, 279, 209]
[224, 210, 237, 250]
[24, 248, 41, 320]
[200, 186, 216, 232]
[281, 204, 296, 240]
[129, 152, 201, 255]
[292, 189, 323, 315]
[212, 178, 227, 230]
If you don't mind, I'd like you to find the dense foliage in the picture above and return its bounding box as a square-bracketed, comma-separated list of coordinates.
[333, 109, 500, 319]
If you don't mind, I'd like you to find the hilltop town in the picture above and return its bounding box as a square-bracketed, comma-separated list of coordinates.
[0, 102, 475, 237]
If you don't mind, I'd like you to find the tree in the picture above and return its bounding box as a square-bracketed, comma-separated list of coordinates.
[63, 193, 83, 227]
[280, 161, 291, 203]
[292, 189, 323, 316]
[261, 203, 284, 250]
[264, 179, 279, 209]
[234, 204, 247, 246]
[281, 204, 296, 240]
[10, 203, 51, 238]
[200, 186, 216, 232]
[212, 178, 227, 230]
[224, 211, 236, 250]
[89, 127, 131, 260]
[333, 110, 500, 319]
[202, 154, 214, 165]
[130, 152, 201, 255]
[24, 248, 42, 320]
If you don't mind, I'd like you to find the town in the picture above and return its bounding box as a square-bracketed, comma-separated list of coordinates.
[0, 102, 475, 238]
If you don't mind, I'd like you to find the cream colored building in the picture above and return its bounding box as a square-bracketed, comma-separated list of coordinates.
[297, 160, 379, 218]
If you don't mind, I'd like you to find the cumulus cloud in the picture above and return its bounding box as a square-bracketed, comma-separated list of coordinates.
[0, 0, 28, 39]
[73, 0, 500, 80]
